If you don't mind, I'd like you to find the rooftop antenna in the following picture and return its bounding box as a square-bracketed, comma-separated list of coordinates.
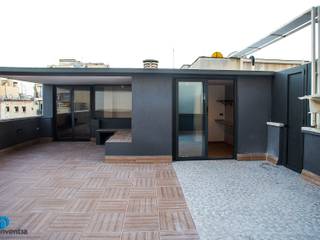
[172, 48, 175, 69]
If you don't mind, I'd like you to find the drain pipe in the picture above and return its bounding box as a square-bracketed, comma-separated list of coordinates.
[311, 7, 317, 127]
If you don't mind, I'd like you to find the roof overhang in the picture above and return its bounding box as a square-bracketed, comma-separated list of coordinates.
[0, 67, 275, 85]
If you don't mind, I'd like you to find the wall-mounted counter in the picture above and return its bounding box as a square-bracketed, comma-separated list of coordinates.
[266, 122, 286, 165]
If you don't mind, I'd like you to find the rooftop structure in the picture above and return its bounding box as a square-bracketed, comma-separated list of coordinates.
[181, 56, 306, 71]
[0, 5, 320, 240]
[48, 58, 109, 68]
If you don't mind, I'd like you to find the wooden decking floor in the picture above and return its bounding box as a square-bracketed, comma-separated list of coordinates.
[0, 142, 199, 240]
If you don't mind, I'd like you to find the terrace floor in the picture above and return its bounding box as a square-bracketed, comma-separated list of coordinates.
[174, 160, 320, 240]
[0, 142, 198, 240]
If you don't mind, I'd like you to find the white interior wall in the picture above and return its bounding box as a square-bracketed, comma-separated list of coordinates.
[208, 85, 225, 142]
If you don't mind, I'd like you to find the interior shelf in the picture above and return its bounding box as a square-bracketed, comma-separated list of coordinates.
[215, 119, 233, 127]
[216, 99, 234, 105]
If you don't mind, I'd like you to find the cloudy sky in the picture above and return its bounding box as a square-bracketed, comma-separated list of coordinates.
[0, 0, 319, 68]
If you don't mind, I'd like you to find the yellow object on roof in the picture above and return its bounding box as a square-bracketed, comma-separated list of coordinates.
[211, 52, 223, 58]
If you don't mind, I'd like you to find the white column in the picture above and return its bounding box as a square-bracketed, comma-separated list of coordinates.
[317, 6, 320, 128]
[311, 7, 317, 127]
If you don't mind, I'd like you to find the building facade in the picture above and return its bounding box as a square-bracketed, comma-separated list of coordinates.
[0, 79, 42, 120]
[181, 56, 307, 72]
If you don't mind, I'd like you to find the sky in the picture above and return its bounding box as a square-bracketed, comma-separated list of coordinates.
[0, 0, 319, 69]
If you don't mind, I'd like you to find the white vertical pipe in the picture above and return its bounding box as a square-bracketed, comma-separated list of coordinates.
[317, 7, 320, 128]
[311, 7, 316, 127]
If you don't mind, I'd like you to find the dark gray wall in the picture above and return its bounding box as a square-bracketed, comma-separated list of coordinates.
[0, 117, 41, 150]
[106, 76, 173, 155]
[237, 76, 272, 154]
[303, 131, 320, 175]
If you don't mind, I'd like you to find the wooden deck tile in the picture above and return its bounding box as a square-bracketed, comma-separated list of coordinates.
[19, 212, 55, 233]
[157, 187, 185, 201]
[33, 199, 69, 212]
[0, 142, 199, 239]
[156, 170, 177, 179]
[159, 209, 196, 232]
[46, 232, 81, 240]
[50, 187, 78, 199]
[129, 188, 157, 199]
[74, 189, 105, 199]
[160, 232, 200, 240]
[123, 216, 159, 232]
[48, 213, 91, 232]
[127, 198, 158, 216]
[54, 178, 85, 188]
[156, 178, 180, 187]
[81, 178, 108, 189]
[81, 233, 121, 240]
[95, 200, 128, 213]
[133, 178, 156, 188]
[158, 200, 188, 210]
[104, 188, 130, 199]
[121, 231, 160, 240]
[66, 199, 97, 213]
[8, 199, 36, 213]
[87, 213, 125, 233]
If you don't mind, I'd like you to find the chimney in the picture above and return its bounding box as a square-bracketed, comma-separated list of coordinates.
[143, 59, 159, 69]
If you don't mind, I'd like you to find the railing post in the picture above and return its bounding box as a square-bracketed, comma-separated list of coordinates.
[311, 7, 317, 127]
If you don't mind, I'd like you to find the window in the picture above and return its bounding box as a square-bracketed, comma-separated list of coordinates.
[6, 106, 10, 112]
[94, 85, 132, 118]
[14, 106, 19, 112]
[22, 106, 26, 112]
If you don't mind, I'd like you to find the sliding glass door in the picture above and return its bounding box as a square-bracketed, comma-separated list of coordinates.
[177, 81, 206, 158]
[73, 88, 91, 140]
[56, 87, 91, 141]
[56, 87, 73, 140]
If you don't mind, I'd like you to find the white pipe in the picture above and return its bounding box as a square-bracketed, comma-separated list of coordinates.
[311, 7, 317, 127]
[317, 7, 320, 128]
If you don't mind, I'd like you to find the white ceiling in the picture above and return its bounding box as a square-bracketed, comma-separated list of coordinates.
[0, 75, 132, 85]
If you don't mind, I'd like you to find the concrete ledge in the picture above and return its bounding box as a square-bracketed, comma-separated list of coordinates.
[266, 122, 285, 127]
[266, 154, 278, 165]
[104, 155, 172, 164]
[301, 127, 320, 136]
[237, 153, 266, 161]
[301, 169, 320, 186]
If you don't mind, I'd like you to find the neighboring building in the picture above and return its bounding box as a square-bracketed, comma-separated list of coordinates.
[0, 79, 42, 119]
[0, 100, 39, 119]
[49, 58, 109, 68]
[181, 55, 307, 71]
[0, 79, 20, 99]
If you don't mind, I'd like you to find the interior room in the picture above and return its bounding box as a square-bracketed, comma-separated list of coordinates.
[207, 80, 234, 158]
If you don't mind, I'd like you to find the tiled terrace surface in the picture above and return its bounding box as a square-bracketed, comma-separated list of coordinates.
[0, 142, 198, 240]
[174, 160, 320, 240]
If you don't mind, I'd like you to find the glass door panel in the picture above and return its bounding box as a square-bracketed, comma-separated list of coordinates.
[56, 87, 72, 140]
[178, 81, 206, 157]
[73, 88, 91, 140]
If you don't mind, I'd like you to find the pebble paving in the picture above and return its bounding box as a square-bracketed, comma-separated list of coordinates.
[174, 160, 320, 240]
